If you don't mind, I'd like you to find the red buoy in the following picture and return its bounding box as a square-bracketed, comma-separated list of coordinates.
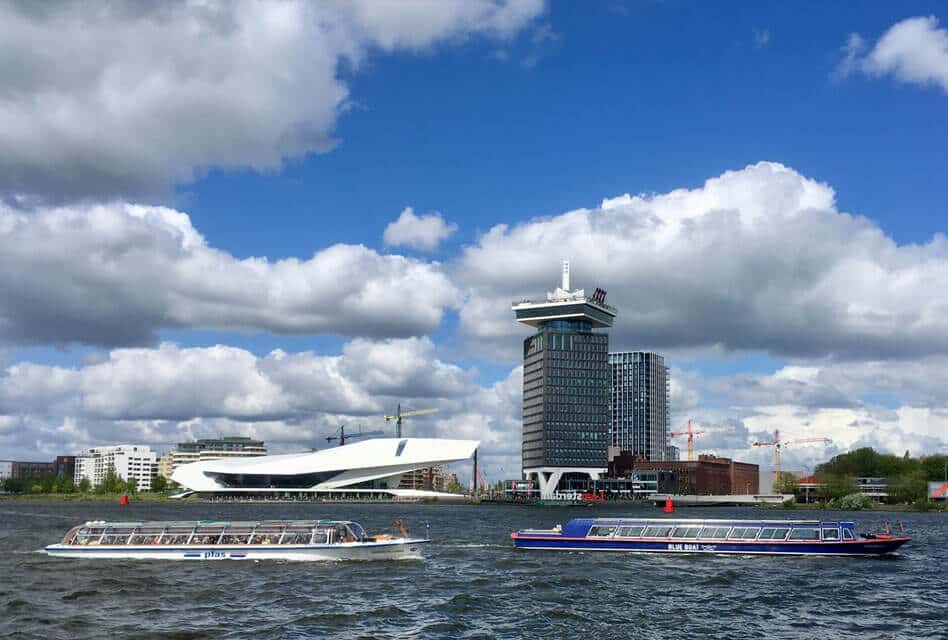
[119, 493, 129, 505]
[663, 497, 674, 513]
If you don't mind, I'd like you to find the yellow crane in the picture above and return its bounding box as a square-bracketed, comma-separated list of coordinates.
[384, 404, 439, 438]
[753, 429, 830, 492]
[669, 419, 705, 462]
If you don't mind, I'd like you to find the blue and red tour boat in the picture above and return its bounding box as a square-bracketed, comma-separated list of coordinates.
[511, 518, 910, 556]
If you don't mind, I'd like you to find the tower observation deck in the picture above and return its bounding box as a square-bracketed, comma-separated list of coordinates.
[513, 261, 616, 499]
[512, 260, 617, 329]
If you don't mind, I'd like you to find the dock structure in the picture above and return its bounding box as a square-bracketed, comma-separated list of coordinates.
[647, 493, 794, 506]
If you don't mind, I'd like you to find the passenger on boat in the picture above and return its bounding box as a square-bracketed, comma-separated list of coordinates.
[394, 520, 410, 539]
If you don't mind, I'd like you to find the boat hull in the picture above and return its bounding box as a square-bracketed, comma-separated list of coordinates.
[45, 539, 430, 561]
[511, 535, 909, 556]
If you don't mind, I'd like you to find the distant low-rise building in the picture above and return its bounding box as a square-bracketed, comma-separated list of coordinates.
[857, 477, 888, 499]
[54, 456, 76, 479]
[620, 454, 759, 495]
[797, 476, 891, 503]
[170, 436, 267, 472]
[11, 460, 56, 478]
[1, 458, 76, 482]
[398, 465, 446, 492]
[157, 453, 174, 479]
[75, 445, 158, 491]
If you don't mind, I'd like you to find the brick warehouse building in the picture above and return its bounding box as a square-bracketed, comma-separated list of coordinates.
[612, 454, 759, 495]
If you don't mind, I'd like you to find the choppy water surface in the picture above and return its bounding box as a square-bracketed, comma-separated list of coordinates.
[1, 501, 945, 639]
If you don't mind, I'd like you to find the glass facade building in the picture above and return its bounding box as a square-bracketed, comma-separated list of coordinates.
[513, 262, 616, 492]
[609, 351, 670, 461]
[522, 321, 610, 469]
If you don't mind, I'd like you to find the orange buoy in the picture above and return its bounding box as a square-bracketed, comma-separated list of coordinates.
[119, 493, 129, 505]
[663, 497, 675, 513]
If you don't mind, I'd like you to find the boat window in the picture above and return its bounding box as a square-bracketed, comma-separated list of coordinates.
[129, 526, 165, 545]
[250, 528, 283, 545]
[313, 526, 333, 544]
[101, 530, 131, 545]
[163, 527, 194, 545]
[72, 529, 104, 545]
[220, 530, 253, 545]
[331, 524, 360, 543]
[728, 527, 760, 540]
[281, 529, 312, 544]
[190, 526, 225, 545]
[822, 528, 840, 541]
[616, 526, 644, 537]
[349, 523, 366, 541]
[129, 534, 159, 545]
[787, 528, 820, 541]
[842, 528, 854, 541]
[671, 527, 701, 539]
[588, 525, 617, 537]
[759, 528, 790, 540]
[642, 526, 673, 538]
[701, 527, 728, 539]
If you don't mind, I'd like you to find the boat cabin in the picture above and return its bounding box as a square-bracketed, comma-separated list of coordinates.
[61, 520, 368, 546]
[563, 518, 858, 542]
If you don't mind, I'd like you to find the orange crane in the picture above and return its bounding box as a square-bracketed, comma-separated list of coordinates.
[753, 429, 830, 490]
[669, 420, 705, 461]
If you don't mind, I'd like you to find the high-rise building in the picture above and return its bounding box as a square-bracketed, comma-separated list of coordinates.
[74, 445, 158, 490]
[512, 261, 616, 498]
[609, 351, 670, 461]
[170, 436, 267, 472]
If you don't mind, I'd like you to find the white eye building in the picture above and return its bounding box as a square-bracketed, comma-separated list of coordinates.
[170, 437, 479, 501]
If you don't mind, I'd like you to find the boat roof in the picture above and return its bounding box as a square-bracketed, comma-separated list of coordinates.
[580, 518, 855, 526]
[78, 519, 357, 528]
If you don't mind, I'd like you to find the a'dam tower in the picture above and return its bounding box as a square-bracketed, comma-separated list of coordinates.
[512, 261, 616, 498]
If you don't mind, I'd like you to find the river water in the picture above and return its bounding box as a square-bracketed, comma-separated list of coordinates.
[1, 501, 945, 639]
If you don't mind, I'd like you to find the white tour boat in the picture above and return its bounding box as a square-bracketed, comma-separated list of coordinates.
[45, 519, 429, 561]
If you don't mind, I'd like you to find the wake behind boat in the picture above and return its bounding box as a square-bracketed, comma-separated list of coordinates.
[45, 519, 429, 561]
[511, 517, 910, 556]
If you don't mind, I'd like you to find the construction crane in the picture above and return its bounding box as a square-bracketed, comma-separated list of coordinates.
[753, 429, 830, 490]
[325, 425, 384, 447]
[384, 404, 438, 438]
[669, 419, 705, 462]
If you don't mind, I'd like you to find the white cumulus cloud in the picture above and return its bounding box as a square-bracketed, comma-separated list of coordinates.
[454, 161, 948, 362]
[384, 207, 458, 251]
[0, 201, 458, 346]
[0, 0, 545, 201]
[835, 16, 948, 92]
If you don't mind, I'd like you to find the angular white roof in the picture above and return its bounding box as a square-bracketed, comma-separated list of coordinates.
[171, 437, 479, 491]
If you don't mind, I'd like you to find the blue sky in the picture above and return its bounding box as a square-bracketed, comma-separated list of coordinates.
[177, 0, 947, 263]
[1, 1, 946, 476]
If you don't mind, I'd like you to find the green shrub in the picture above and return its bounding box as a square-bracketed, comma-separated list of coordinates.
[832, 493, 875, 510]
